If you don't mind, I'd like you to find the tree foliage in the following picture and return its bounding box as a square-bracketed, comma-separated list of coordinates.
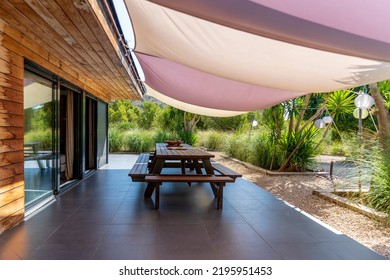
[109, 100, 140, 124]
[137, 101, 159, 129]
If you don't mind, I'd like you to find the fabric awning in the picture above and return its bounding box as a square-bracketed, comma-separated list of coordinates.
[124, 0, 390, 116]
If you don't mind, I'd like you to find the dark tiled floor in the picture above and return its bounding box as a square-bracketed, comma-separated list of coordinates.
[0, 155, 386, 260]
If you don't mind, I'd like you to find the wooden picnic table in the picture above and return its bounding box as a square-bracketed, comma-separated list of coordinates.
[129, 143, 241, 209]
[144, 143, 218, 196]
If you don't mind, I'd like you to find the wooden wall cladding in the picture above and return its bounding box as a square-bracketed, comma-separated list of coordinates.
[0, 0, 143, 234]
[0, 22, 24, 235]
[0, 175, 24, 196]
[0, 199, 24, 235]
[0, 127, 23, 140]
[0, 186, 24, 208]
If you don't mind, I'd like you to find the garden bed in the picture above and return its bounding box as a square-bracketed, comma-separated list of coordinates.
[312, 189, 388, 223]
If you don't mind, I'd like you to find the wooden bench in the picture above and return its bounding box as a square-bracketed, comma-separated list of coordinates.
[128, 153, 150, 182]
[144, 175, 234, 209]
[212, 163, 242, 180]
[24, 148, 52, 169]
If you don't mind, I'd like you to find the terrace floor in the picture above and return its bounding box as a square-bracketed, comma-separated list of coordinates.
[0, 154, 385, 260]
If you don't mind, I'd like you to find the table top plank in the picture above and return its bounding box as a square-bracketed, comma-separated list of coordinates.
[155, 143, 214, 160]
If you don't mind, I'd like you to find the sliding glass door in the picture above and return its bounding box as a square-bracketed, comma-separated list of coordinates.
[23, 64, 103, 210]
[24, 71, 55, 208]
[59, 87, 82, 186]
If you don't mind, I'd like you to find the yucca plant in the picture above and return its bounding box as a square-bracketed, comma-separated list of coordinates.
[326, 90, 355, 121]
[278, 126, 319, 172]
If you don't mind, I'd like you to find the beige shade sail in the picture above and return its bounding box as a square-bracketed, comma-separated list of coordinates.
[121, 0, 390, 115]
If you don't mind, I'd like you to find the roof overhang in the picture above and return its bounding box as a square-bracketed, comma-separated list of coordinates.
[1, 0, 144, 101]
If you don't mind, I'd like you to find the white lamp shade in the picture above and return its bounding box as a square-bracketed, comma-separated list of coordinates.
[354, 93, 375, 109]
[323, 116, 333, 124]
[314, 119, 326, 129]
[353, 108, 369, 119]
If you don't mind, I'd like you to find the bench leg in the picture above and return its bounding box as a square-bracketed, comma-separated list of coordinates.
[217, 183, 224, 210]
[210, 182, 218, 197]
[181, 159, 186, 174]
[181, 159, 192, 187]
[144, 183, 156, 198]
[155, 183, 160, 209]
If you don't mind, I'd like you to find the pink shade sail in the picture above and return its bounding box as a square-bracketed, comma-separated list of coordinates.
[137, 52, 305, 111]
[123, 0, 390, 116]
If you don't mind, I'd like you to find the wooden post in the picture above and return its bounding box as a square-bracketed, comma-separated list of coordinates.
[330, 161, 334, 178]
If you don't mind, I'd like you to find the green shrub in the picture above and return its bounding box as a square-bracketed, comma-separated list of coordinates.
[223, 133, 251, 162]
[205, 130, 225, 150]
[140, 131, 155, 152]
[178, 130, 197, 146]
[279, 127, 319, 172]
[124, 130, 154, 153]
[109, 127, 124, 152]
[330, 141, 347, 156]
[194, 130, 208, 148]
[248, 132, 282, 170]
[153, 130, 178, 143]
[116, 121, 136, 131]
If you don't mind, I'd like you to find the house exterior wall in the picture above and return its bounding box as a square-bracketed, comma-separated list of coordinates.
[0, 1, 133, 233]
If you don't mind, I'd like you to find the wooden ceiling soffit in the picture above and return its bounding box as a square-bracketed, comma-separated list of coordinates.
[1, 0, 142, 101]
[85, 0, 143, 100]
[0, 5, 108, 101]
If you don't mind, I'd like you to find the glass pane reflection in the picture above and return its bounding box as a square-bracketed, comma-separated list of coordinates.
[24, 72, 54, 207]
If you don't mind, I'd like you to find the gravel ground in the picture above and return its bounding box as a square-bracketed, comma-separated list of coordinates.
[212, 152, 390, 259]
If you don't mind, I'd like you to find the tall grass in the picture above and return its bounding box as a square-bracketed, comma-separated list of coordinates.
[197, 129, 317, 171]
[366, 146, 390, 216]
[109, 128, 154, 153]
[123, 130, 155, 153]
[109, 126, 321, 172]
[153, 130, 178, 144]
[249, 132, 283, 170]
[224, 133, 252, 162]
[196, 130, 227, 150]
[108, 126, 124, 152]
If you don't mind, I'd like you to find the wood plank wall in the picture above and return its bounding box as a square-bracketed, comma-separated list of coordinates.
[0, 0, 142, 234]
[0, 0, 138, 233]
[0, 19, 25, 234]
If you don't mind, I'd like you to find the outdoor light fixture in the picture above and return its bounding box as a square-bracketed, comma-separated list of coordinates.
[314, 118, 326, 129]
[354, 91, 375, 109]
[352, 91, 374, 120]
[322, 115, 333, 124]
[352, 90, 375, 195]
[252, 120, 258, 127]
[353, 108, 369, 119]
[249, 119, 258, 137]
